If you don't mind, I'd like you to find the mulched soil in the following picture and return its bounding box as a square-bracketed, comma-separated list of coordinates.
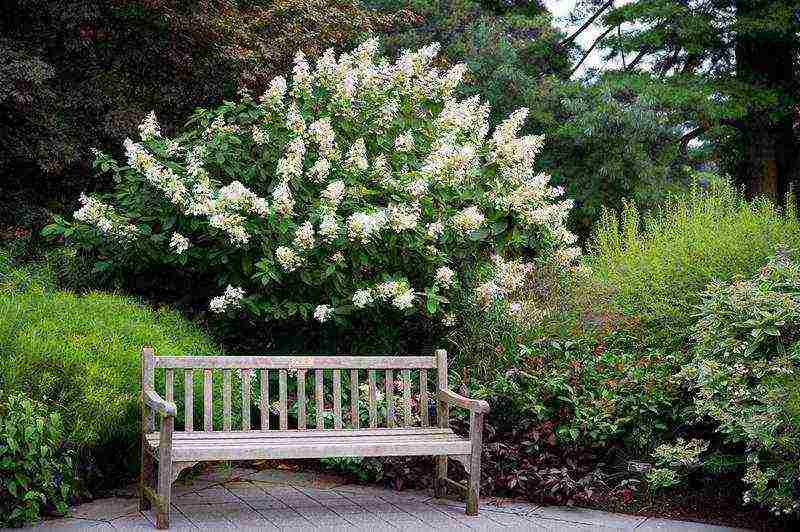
[591, 477, 798, 531]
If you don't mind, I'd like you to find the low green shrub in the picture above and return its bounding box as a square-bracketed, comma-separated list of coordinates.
[589, 176, 800, 346]
[654, 249, 800, 516]
[0, 255, 227, 454]
[0, 392, 75, 528]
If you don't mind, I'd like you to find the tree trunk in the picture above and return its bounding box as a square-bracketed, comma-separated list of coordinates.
[735, 0, 799, 203]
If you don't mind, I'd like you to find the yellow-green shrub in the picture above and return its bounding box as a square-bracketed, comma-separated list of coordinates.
[0, 255, 229, 450]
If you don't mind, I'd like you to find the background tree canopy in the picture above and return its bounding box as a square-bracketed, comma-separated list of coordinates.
[1, 0, 798, 237]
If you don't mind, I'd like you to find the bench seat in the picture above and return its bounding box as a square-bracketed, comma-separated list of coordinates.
[145, 428, 471, 461]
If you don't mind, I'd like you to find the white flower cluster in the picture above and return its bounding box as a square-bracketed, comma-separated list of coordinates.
[292, 221, 315, 250]
[276, 246, 303, 272]
[394, 131, 414, 152]
[435, 266, 455, 288]
[308, 117, 337, 160]
[218, 181, 269, 216]
[209, 285, 246, 313]
[261, 75, 287, 107]
[74, 193, 139, 241]
[313, 304, 334, 323]
[375, 280, 415, 310]
[347, 211, 388, 244]
[251, 126, 268, 146]
[475, 255, 534, 305]
[318, 213, 339, 242]
[451, 205, 485, 235]
[138, 111, 161, 140]
[321, 180, 345, 208]
[346, 139, 368, 172]
[204, 115, 241, 140]
[124, 138, 188, 206]
[386, 203, 419, 232]
[169, 232, 190, 255]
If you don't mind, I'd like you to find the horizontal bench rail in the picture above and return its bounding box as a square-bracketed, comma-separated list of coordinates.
[153, 355, 436, 369]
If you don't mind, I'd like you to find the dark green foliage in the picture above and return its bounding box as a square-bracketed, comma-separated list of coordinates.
[0, 0, 393, 226]
[590, 0, 800, 201]
[0, 393, 75, 528]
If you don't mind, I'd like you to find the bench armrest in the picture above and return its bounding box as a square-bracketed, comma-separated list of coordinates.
[143, 389, 177, 417]
[438, 389, 490, 414]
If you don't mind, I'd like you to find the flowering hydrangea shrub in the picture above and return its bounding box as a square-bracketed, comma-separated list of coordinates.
[676, 248, 800, 516]
[50, 40, 577, 325]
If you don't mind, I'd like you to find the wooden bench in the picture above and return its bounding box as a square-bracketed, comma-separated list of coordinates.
[139, 347, 489, 529]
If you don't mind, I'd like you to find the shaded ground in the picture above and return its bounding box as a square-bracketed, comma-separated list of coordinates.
[25, 465, 752, 531]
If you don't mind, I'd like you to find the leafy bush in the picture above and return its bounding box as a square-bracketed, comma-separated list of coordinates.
[0, 393, 75, 528]
[0, 256, 225, 451]
[672, 249, 800, 516]
[589, 176, 800, 346]
[1, 0, 398, 227]
[49, 40, 577, 331]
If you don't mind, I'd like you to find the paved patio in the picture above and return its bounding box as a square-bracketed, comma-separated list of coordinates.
[23, 466, 748, 531]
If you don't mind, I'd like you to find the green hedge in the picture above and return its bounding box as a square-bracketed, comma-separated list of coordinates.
[588, 176, 800, 346]
[0, 251, 230, 451]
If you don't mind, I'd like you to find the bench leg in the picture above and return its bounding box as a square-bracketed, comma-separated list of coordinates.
[155, 459, 172, 529]
[139, 438, 153, 511]
[434, 455, 448, 498]
[466, 411, 485, 516]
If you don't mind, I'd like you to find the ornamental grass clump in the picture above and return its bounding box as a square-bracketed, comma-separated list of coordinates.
[50, 39, 576, 326]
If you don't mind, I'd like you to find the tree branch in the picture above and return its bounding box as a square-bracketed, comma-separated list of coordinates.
[557, 0, 614, 48]
[569, 25, 616, 78]
[679, 119, 746, 156]
[626, 48, 650, 70]
[679, 126, 706, 156]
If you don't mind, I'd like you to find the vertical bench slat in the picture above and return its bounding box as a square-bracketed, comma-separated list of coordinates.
[436, 350, 449, 428]
[223, 369, 231, 431]
[142, 349, 155, 432]
[385, 369, 395, 428]
[419, 369, 429, 427]
[184, 369, 193, 432]
[402, 369, 412, 427]
[350, 369, 359, 429]
[203, 369, 213, 431]
[165, 369, 174, 403]
[279, 370, 288, 430]
[260, 369, 269, 431]
[297, 370, 307, 430]
[241, 369, 251, 431]
[332, 370, 342, 429]
[435, 349, 449, 496]
[368, 370, 377, 428]
[315, 369, 324, 429]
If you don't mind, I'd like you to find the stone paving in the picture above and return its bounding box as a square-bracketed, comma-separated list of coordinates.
[21, 466, 749, 531]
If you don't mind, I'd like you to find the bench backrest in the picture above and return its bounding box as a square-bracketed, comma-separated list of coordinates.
[141, 348, 448, 433]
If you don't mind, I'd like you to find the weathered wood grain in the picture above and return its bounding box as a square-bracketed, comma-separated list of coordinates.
[241, 369, 251, 431]
[350, 369, 359, 429]
[368, 370, 377, 428]
[332, 369, 342, 429]
[223, 370, 231, 432]
[315, 369, 324, 430]
[154, 355, 435, 369]
[385, 369, 395, 428]
[203, 369, 213, 431]
[184, 369, 193, 432]
[420, 369, 429, 427]
[260, 369, 269, 431]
